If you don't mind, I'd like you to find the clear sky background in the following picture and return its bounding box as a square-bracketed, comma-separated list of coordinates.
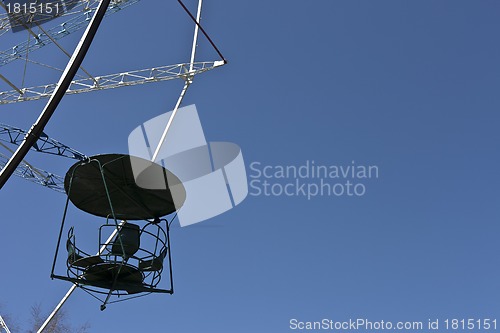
[0, 1, 499, 332]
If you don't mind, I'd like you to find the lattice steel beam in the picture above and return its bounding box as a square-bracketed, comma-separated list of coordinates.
[0, 153, 65, 192]
[0, 60, 225, 104]
[0, 123, 86, 159]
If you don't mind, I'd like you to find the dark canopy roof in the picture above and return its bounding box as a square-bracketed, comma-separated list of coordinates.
[65, 154, 185, 220]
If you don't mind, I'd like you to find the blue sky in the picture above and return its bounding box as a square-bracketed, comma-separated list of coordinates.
[1, 1, 499, 332]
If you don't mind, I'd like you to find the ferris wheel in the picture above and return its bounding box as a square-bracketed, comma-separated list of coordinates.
[0, 0, 229, 330]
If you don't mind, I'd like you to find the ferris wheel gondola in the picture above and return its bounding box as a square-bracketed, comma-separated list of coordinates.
[51, 153, 186, 310]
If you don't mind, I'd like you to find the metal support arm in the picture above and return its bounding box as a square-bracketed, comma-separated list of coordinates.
[0, 61, 224, 104]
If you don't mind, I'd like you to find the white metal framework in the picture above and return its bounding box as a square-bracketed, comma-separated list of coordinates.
[0, 60, 224, 104]
[0, 315, 11, 333]
[0, 152, 65, 191]
[0, 0, 226, 329]
[0, 0, 225, 187]
[0, 0, 225, 106]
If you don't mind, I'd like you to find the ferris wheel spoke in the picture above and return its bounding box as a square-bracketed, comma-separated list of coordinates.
[0, 152, 65, 192]
[0, 60, 225, 104]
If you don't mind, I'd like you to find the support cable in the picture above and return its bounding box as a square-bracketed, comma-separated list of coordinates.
[35, 22, 96, 83]
[177, 0, 226, 63]
[18, 57, 88, 79]
[0, 74, 22, 94]
[21, 25, 32, 88]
